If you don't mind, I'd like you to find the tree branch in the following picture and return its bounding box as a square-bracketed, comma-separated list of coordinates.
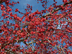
[22, 1, 72, 29]
[42, 1, 72, 18]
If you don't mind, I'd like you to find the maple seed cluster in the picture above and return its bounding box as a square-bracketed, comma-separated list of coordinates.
[0, 0, 72, 54]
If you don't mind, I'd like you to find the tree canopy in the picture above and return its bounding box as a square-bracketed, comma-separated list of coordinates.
[0, 0, 72, 54]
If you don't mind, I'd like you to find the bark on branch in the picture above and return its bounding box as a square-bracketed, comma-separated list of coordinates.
[42, 1, 72, 18]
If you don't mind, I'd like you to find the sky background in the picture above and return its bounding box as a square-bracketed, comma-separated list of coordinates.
[12, 0, 63, 13]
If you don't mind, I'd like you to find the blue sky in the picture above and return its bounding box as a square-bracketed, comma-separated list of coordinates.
[11, 0, 63, 12]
